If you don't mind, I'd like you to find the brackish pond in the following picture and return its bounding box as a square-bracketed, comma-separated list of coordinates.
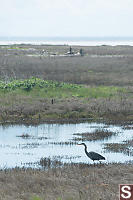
[0, 122, 133, 168]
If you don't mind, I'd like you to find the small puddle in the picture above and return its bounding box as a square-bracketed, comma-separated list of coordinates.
[0, 122, 132, 169]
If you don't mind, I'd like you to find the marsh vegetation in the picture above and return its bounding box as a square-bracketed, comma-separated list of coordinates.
[0, 163, 133, 200]
[0, 76, 132, 123]
[1, 45, 133, 123]
[73, 129, 117, 141]
[0, 44, 133, 200]
[104, 139, 133, 156]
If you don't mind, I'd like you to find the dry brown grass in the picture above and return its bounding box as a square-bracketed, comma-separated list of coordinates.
[1, 45, 133, 86]
[0, 163, 132, 200]
[1, 93, 133, 123]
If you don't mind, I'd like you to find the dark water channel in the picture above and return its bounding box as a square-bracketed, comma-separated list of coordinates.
[0, 122, 133, 169]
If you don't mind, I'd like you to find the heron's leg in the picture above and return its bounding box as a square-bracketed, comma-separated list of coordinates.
[98, 161, 102, 168]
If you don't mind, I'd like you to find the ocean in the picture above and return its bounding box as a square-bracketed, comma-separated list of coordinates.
[0, 36, 133, 46]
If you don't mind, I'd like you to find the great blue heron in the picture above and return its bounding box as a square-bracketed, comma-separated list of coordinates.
[78, 143, 105, 162]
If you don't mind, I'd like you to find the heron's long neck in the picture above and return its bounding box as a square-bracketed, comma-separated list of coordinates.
[84, 145, 88, 155]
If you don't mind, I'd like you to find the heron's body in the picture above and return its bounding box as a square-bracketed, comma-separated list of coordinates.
[78, 143, 105, 162]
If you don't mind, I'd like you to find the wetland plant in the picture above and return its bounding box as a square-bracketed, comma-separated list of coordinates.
[73, 129, 117, 141]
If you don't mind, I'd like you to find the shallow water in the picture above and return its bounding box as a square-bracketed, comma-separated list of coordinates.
[1, 36, 133, 46]
[0, 122, 133, 168]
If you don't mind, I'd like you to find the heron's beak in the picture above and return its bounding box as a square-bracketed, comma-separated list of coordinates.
[77, 144, 82, 145]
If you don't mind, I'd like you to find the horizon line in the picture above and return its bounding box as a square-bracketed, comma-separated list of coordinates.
[1, 36, 133, 38]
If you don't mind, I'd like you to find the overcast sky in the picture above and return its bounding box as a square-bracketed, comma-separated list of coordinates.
[0, 0, 133, 37]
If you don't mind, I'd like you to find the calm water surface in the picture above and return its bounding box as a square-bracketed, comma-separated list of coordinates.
[1, 36, 133, 46]
[0, 122, 133, 168]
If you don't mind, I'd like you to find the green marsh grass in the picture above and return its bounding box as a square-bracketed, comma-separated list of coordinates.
[0, 77, 130, 122]
[31, 197, 42, 200]
[0, 77, 128, 100]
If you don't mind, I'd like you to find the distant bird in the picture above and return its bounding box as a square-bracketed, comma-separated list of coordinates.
[78, 143, 105, 162]
[51, 99, 54, 104]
